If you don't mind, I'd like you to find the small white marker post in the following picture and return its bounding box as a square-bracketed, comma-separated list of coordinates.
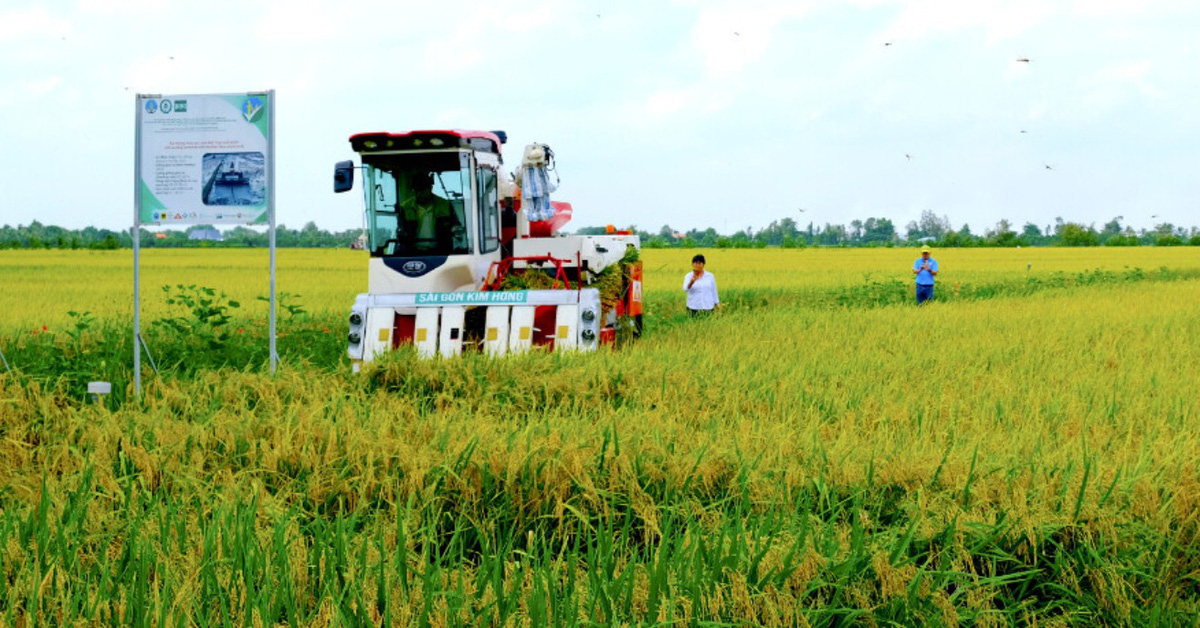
[88, 381, 112, 405]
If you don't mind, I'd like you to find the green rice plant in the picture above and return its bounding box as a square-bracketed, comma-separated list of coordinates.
[1, 251, 1199, 624]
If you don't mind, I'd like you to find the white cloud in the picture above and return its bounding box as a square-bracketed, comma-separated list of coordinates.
[878, 0, 1054, 45]
[689, 2, 811, 77]
[256, 0, 354, 43]
[1095, 60, 1152, 82]
[642, 85, 733, 119]
[0, 75, 62, 108]
[1069, 0, 1195, 18]
[1086, 60, 1163, 100]
[78, 0, 160, 14]
[0, 5, 71, 41]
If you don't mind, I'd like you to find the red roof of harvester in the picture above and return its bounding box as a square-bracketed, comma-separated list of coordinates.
[348, 129, 503, 154]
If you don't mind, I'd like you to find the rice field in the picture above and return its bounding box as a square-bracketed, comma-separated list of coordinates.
[1, 248, 1198, 626]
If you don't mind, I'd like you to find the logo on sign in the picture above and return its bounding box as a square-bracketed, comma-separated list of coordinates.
[144, 99, 157, 114]
[173, 99, 187, 113]
[160, 99, 173, 114]
[241, 96, 265, 123]
[402, 260, 427, 274]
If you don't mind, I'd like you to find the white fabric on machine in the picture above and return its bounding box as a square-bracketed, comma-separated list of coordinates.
[520, 143, 557, 222]
[522, 167, 556, 221]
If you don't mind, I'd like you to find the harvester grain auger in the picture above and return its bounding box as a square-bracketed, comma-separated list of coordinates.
[333, 129, 643, 368]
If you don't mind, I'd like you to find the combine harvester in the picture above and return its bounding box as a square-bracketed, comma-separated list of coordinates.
[333, 129, 642, 368]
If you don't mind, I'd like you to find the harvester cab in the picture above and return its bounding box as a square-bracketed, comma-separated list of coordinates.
[334, 129, 642, 367]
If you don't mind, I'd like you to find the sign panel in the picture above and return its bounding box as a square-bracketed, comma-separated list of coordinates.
[136, 92, 271, 225]
[415, 291, 530, 305]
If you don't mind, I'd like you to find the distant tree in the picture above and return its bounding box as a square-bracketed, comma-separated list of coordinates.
[917, 210, 951, 240]
[817, 223, 847, 246]
[1155, 234, 1184, 246]
[987, 219, 1017, 246]
[1153, 222, 1181, 238]
[861, 217, 896, 243]
[1100, 216, 1124, 242]
[849, 219, 863, 242]
[1058, 223, 1099, 246]
[905, 221, 921, 241]
[1104, 234, 1139, 247]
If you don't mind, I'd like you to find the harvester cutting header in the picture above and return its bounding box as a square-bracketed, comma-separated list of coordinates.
[333, 129, 642, 367]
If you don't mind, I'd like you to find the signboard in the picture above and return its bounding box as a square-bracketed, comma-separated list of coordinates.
[132, 90, 277, 395]
[136, 92, 272, 226]
[415, 291, 530, 305]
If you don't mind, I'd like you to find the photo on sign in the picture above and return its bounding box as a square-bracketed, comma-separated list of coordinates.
[201, 152, 265, 206]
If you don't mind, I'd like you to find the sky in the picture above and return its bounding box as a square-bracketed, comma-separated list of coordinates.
[1, 0, 1198, 235]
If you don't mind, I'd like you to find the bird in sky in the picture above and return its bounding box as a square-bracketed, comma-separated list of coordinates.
[1017, 57, 1030, 63]
[733, 32, 740, 36]
[1020, 130, 1027, 134]
[905, 153, 912, 160]
[883, 42, 893, 46]
[1045, 164, 1053, 170]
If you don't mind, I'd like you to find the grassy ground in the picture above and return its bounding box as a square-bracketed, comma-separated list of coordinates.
[1, 249, 1198, 626]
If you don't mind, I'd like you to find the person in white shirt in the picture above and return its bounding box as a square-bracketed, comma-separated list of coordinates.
[683, 254, 720, 317]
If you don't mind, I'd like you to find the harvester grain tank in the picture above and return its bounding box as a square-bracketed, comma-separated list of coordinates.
[333, 129, 642, 367]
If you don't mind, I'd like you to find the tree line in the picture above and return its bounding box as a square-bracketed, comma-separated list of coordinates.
[580, 211, 1200, 248]
[3, 212, 1198, 250]
[0, 221, 361, 250]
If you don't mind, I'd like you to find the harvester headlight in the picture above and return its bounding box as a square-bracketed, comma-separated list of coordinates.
[349, 312, 363, 326]
[581, 329, 596, 341]
[348, 332, 361, 344]
[429, 138, 444, 146]
[581, 309, 595, 322]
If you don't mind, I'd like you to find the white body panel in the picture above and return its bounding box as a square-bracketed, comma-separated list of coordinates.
[368, 255, 497, 295]
[512, 235, 639, 276]
[414, 307, 439, 358]
[348, 281, 607, 363]
[363, 308, 394, 362]
[554, 305, 579, 351]
[439, 306, 465, 357]
[508, 306, 535, 355]
[484, 306, 511, 356]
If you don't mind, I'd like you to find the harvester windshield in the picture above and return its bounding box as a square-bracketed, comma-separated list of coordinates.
[362, 152, 472, 257]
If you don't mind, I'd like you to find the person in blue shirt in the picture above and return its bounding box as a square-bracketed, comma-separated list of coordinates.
[912, 245, 939, 304]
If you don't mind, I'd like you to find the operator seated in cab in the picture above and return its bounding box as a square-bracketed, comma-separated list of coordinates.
[399, 172, 459, 253]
